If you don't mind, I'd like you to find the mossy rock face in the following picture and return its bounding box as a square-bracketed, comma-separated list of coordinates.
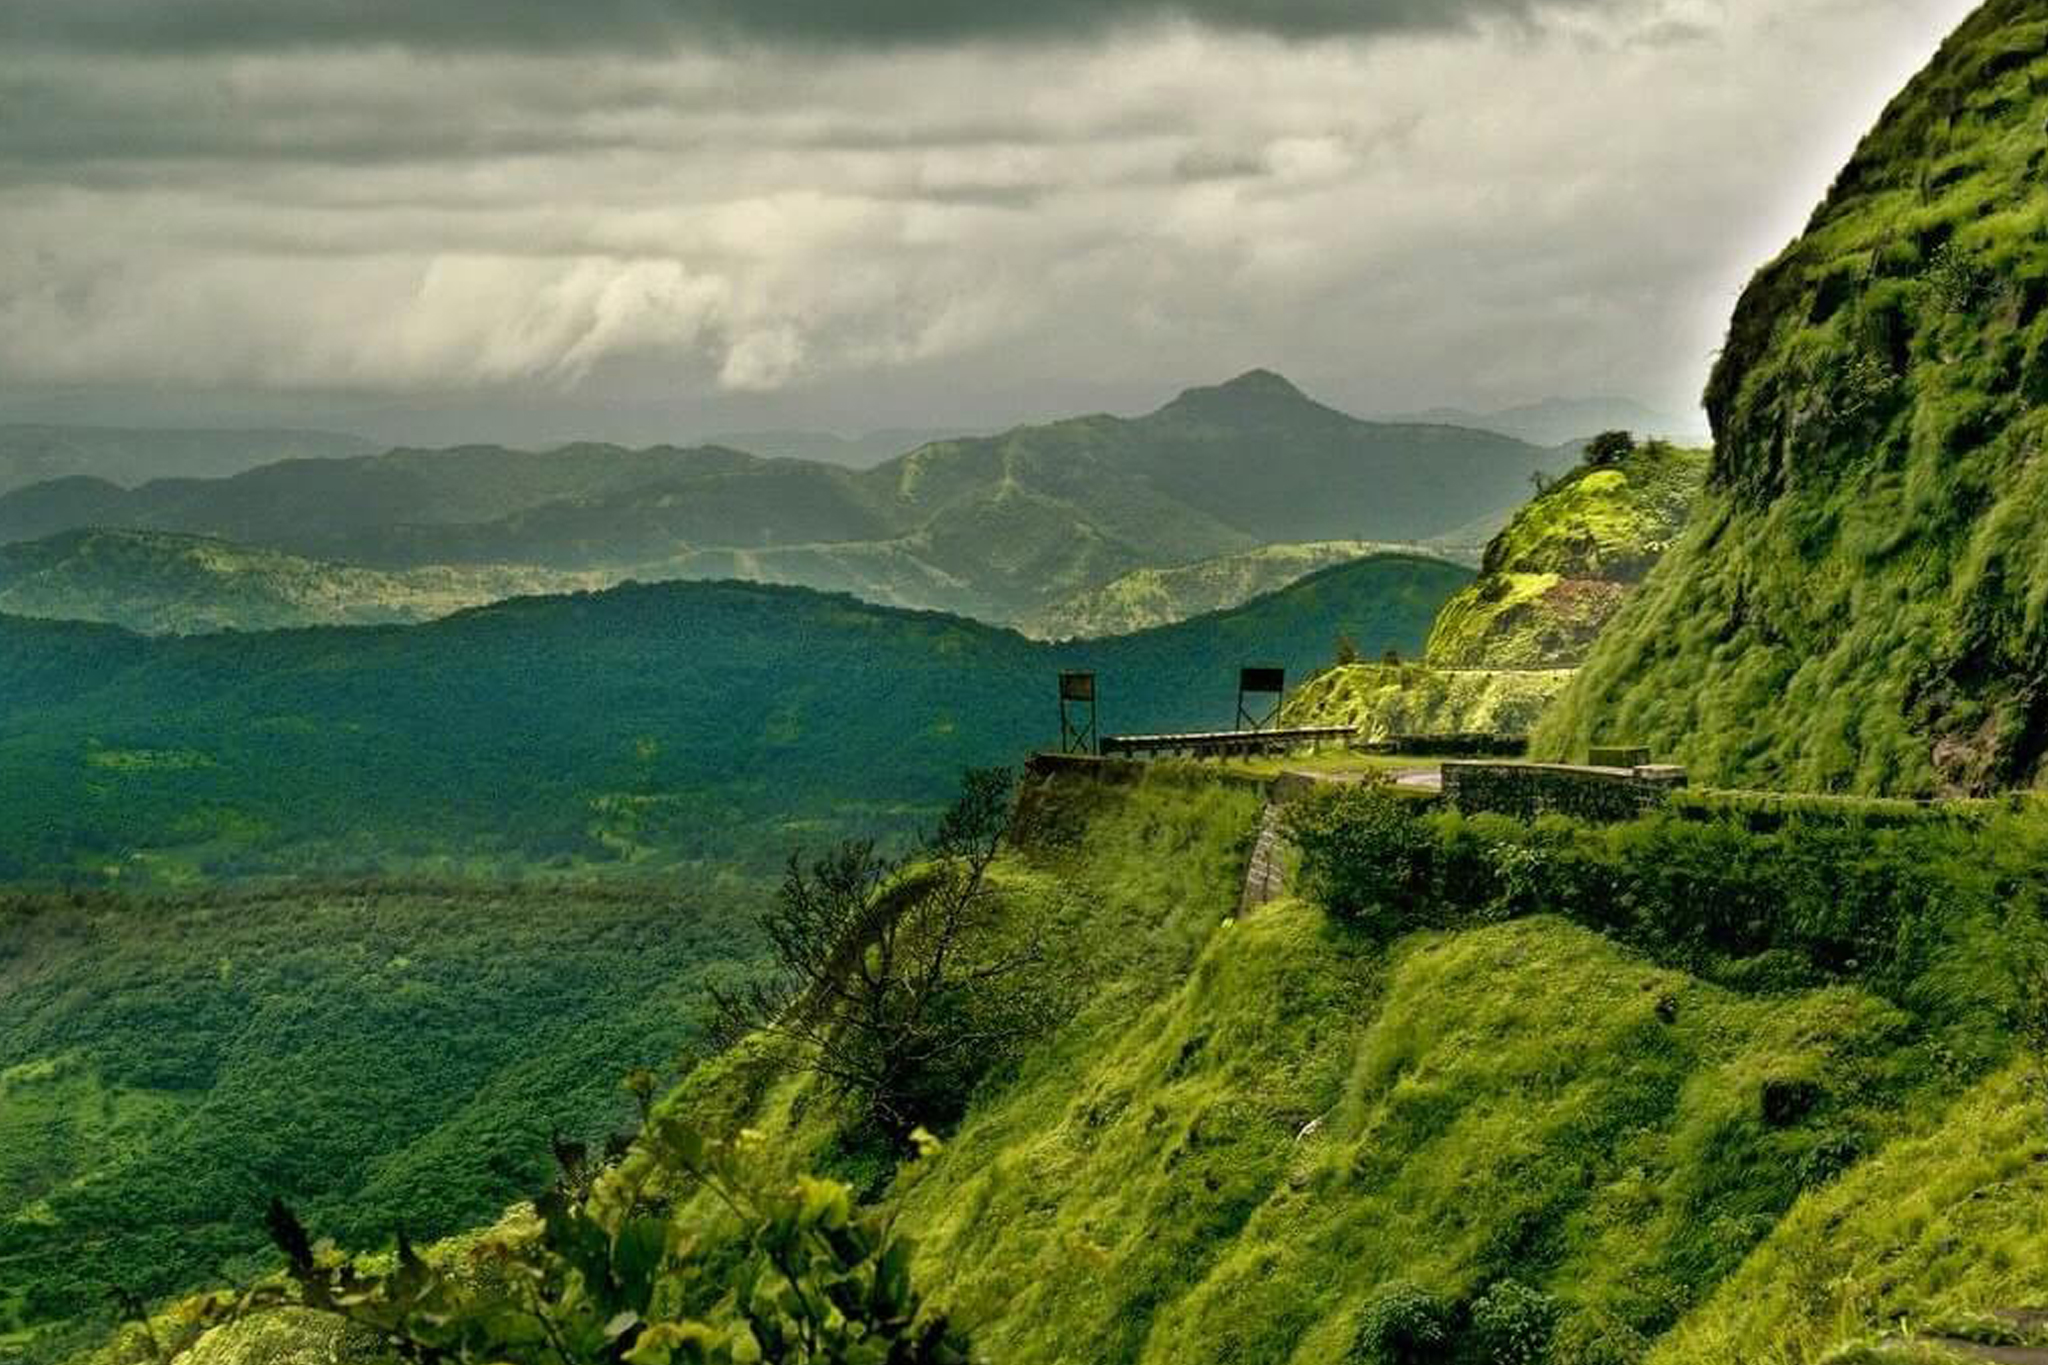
[1536, 4, 2048, 795]
[1423, 441, 1707, 670]
[1281, 662, 1576, 739]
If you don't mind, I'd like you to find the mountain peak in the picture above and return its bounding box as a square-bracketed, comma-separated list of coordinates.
[1156, 369, 1329, 423]
[1213, 368, 1305, 398]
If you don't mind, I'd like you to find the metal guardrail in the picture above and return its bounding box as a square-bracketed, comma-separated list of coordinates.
[1099, 726, 1355, 759]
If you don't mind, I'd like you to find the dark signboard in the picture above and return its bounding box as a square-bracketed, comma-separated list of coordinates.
[1239, 667, 1286, 695]
[1059, 671, 1097, 702]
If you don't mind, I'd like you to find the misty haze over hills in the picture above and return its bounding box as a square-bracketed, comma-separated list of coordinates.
[1378, 397, 1712, 448]
[0, 371, 1579, 629]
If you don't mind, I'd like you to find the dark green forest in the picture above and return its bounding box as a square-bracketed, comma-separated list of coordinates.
[0, 554, 1467, 884]
[0, 882, 762, 1361]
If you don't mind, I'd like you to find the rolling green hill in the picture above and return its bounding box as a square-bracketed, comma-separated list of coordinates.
[0, 529, 605, 635]
[0, 553, 1469, 883]
[0, 374, 1559, 628]
[0, 552, 1464, 1357]
[1534, 1, 2048, 794]
[0, 426, 373, 498]
[1023, 540, 1437, 640]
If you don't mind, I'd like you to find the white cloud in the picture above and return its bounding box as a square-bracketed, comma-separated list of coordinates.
[0, 0, 1985, 432]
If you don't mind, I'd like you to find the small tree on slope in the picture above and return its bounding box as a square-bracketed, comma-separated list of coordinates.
[712, 768, 1056, 1143]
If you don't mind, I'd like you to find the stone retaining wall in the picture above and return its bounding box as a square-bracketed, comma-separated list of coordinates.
[1442, 760, 1687, 823]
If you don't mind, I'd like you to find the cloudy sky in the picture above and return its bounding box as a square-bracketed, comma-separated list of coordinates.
[0, 0, 1981, 445]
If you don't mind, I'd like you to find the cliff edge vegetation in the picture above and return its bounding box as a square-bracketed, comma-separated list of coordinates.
[1535, 3, 2048, 794]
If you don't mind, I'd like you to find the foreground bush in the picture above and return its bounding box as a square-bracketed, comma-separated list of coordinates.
[137, 1117, 970, 1365]
[1287, 783, 2048, 1038]
[1349, 1282, 1455, 1365]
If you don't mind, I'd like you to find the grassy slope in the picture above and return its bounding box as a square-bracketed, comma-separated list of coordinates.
[1271, 442, 1703, 741]
[0, 883, 761, 1360]
[0, 556, 1467, 883]
[92, 767, 2048, 1365]
[1533, 3, 2048, 795]
[677, 772, 2027, 1365]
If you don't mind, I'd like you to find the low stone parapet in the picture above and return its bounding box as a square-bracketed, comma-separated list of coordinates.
[1441, 760, 1687, 822]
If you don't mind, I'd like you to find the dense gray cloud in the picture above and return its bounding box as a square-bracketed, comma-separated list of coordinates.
[4, 0, 1631, 53]
[0, 0, 1986, 443]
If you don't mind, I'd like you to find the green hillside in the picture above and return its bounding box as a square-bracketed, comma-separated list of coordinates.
[0, 374, 1558, 627]
[0, 553, 1468, 883]
[131, 764, 2048, 1365]
[1425, 439, 1708, 670]
[1281, 661, 1577, 740]
[0, 426, 373, 498]
[0, 529, 604, 634]
[1534, 2, 2048, 794]
[0, 554, 1464, 1356]
[1024, 540, 1435, 639]
[1276, 439, 1706, 742]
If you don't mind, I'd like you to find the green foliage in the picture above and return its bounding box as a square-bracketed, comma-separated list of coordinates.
[714, 771, 1062, 1142]
[1583, 432, 1636, 468]
[147, 1122, 966, 1365]
[1285, 786, 1441, 937]
[1284, 783, 2041, 1035]
[0, 883, 763, 1362]
[1350, 1282, 1455, 1365]
[1535, 2, 2048, 796]
[1469, 1281, 1560, 1365]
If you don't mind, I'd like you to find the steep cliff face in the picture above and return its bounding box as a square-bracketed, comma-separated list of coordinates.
[1535, 4, 2048, 794]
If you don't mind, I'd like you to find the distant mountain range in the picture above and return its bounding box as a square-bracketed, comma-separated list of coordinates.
[1382, 397, 1711, 448]
[0, 553, 1471, 880]
[0, 371, 1569, 628]
[0, 424, 376, 497]
[702, 427, 988, 468]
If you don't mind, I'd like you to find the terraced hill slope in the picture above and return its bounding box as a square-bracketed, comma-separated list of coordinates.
[1534, 3, 2048, 794]
[0, 529, 603, 634]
